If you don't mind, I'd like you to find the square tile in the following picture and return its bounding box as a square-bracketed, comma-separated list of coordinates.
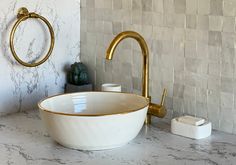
[186, 0, 197, 14]
[209, 16, 223, 31]
[198, 0, 210, 15]
[223, 17, 235, 32]
[153, 0, 164, 13]
[208, 31, 222, 46]
[186, 15, 196, 29]
[113, 0, 122, 9]
[197, 15, 209, 30]
[210, 0, 223, 16]
[142, 0, 152, 11]
[223, 0, 235, 16]
[132, 0, 142, 10]
[174, 0, 186, 14]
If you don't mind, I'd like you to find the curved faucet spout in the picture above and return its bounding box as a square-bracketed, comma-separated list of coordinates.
[105, 31, 167, 123]
[106, 31, 149, 98]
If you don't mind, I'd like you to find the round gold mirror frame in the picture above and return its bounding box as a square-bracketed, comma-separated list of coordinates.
[10, 7, 55, 67]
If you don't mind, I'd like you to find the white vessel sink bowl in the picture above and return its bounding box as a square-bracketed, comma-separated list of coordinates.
[38, 92, 149, 150]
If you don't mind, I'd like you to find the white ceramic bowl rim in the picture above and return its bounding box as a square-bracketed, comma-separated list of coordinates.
[38, 91, 149, 117]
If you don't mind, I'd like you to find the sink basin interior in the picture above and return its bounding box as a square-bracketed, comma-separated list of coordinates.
[39, 92, 149, 116]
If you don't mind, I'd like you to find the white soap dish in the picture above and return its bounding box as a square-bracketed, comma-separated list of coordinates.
[171, 117, 212, 139]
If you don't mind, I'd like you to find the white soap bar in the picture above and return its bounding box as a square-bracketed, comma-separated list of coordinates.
[177, 115, 205, 126]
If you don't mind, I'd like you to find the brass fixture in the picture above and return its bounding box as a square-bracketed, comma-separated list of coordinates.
[105, 31, 167, 124]
[10, 7, 55, 67]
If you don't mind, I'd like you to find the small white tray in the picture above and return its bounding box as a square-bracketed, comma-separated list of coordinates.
[171, 118, 212, 139]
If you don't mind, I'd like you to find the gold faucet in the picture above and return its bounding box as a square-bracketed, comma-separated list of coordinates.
[105, 31, 167, 124]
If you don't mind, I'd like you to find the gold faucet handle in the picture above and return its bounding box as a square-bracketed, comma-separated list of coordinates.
[147, 88, 168, 121]
[160, 88, 167, 106]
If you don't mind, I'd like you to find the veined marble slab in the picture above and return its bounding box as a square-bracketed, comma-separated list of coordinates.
[0, 0, 80, 115]
[0, 110, 236, 165]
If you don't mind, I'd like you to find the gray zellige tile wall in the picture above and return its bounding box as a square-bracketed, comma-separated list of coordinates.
[80, 0, 236, 134]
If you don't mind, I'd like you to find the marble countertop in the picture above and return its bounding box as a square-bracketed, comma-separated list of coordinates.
[0, 110, 236, 165]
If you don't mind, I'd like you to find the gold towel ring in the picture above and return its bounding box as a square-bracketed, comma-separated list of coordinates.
[10, 7, 55, 67]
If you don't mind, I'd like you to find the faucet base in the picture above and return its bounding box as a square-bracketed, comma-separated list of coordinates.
[145, 114, 152, 125]
[145, 103, 167, 125]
